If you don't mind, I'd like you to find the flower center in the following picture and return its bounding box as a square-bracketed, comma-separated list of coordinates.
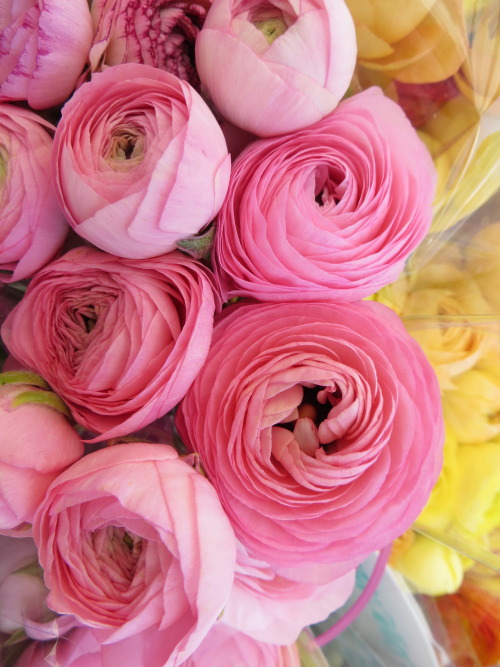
[92, 526, 143, 590]
[253, 16, 287, 44]
[105, 125, 145, 169]
[314, 165, 347, 208]
[277, 382, 358, 457]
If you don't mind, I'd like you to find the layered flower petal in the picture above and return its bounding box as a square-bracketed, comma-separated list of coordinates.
[195, 0, 356, 136]
[0, 0, 93, 108]
[0, 104, 68, 283]
[177, 301, 444, 580]
[1, 246, 218, 440]
[32, 443, 237, 666]
[53, 63, 231, 259]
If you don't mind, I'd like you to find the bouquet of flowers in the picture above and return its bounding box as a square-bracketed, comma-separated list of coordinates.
[0, 0, 498, 664]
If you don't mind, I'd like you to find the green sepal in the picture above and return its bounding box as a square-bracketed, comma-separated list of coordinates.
[3, 628, 27, 648]
[176, 225, 215, 261]
[11, 390, 70, 416]
[0, 371, 49, 389]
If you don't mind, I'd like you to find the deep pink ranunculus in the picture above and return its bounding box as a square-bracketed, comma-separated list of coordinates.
[1, 246, 218, 441]
[52, 62, 231, 259]
[221, 542, 354, 643]
[0, 0, 93, 109]
[214, 87, 436, 303]
[0, 379, 83, 534]
[32, 443, 237, 667]
[195, 0, 356, 136]
[89, 0, 211, 91]
[177, 301, 444, 582]
[0, 105, 68, 283]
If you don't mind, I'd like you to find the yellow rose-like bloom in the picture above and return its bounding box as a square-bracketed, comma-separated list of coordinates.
[418, 427, 458, 530]
[467, 527, 500, 596]
[404, 278, 491, 389]
[391, 534, 466, 595]
[466, 222, 500, 311]
[374, 247, 493, 389]
[442, 365, 500, 443]
[456, 3, 500, 112]
[420, 95, 500, 232]
[347, 0, 468, 84]
[454, 440, 500, 537]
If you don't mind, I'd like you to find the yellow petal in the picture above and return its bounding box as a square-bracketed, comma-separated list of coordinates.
[455, 440, 500, 536]
[391, 534, 465, 595]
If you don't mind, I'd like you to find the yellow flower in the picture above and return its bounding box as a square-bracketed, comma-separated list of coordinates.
[346, 0, 468, 84]
[466, 222, 500, 311]
[455, 3, 500, 112]
[442, 365, 500, 443]
[404, 279, 492, 389]
[418, 427, 458, 530]
[374, 247, 494, 390]
[391, 533, 466, 595]
[420, 95, 500, 232]
[454, 440, 500, 537]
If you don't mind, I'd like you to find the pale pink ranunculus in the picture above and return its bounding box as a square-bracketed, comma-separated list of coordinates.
[0, 105, 68, 283]
[0, 536, 47, 635]
[1, 246, 218, 441]
[0, 0, 93, 109]
[221, 542, 354, 644]
[18, 621, 299, 667]
[214, 87, 437, 303]
[177, 301, 444, 582]
[195, 0, 356, 136]
[32, 443, 237, 667]
[89, 0, 212, 91]
[53, 62, 231, 259]
[0, 377, 83, 534]
[184, 623, 301, 666]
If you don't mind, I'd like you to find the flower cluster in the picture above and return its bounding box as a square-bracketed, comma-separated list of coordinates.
[4, 0, 498, 664]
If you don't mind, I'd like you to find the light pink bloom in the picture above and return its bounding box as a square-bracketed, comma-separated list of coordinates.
[0, 105, 68, 283]
[1, 246, 218, 440]
[222, 542, 354, 643]
[177, 301, 443, 581]
[215, 87, 437, 302]
[195, 0, 356, 136]
[0, 0, 93, 109]
[184, 623, 301, 666]
[0, 536, 47, 634]
[89, 0, 211, 91]
[32, 443, 237, 666]
[53, 62, 231, 259]
[18, 621, 298, 667]
[0, 381, 83, 534]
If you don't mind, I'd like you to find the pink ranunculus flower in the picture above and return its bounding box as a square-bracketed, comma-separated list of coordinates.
[32, 443, 237, 667]
[214, 87, 437, 303]
[0, 0, 93, 109]
[221, 542, 354, 643]
[0, 536, 48, 635]
[0, 375, 83, 534]
[53, 62, 231, 260]
[89, 0, 212, 91]
[195, 0, 356, 136]
[1, 246, 218, 440]
[0, 105, 68, 283]
[177, 301, 444, 582]
[184, 623, 301, 666]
